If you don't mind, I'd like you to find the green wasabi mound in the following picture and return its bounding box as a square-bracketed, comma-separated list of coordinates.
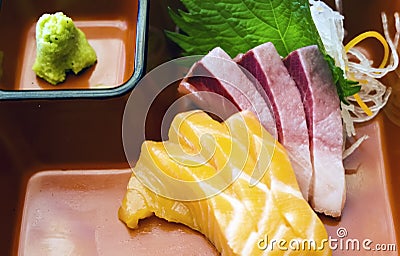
[32, 12, 97, 85]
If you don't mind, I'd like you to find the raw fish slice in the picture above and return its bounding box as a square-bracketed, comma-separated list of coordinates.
[236, 42, 313, 200]
[179, 47, 277, 137]
[284, 45, 346, 217]
[119, 111, 331, 255]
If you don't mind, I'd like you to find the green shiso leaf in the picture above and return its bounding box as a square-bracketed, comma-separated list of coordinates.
[166, 0, 360, 102]
[166, 0, 320, 57]
[324, 55, 361, 104]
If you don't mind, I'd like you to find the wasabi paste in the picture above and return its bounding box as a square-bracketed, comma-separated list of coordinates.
[32, 12, 97, 85]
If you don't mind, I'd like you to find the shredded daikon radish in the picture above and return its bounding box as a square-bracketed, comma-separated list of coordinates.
[343, 13, 399, 126]
[343, 134, 369, 159]
[345, 69, 392, 123]
[345, 31, 390, 69]
[310, 1, 400, 138]
[340, 101, 356, 136]
[334, 0, 342, 14]
[310, 0, 347, 72]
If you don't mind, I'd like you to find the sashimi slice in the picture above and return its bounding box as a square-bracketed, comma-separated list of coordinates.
[119, 110, 331, 255]
[178, 47, 277, 137]
[236, 42, 313, 200]
[283, 45, 346, 217]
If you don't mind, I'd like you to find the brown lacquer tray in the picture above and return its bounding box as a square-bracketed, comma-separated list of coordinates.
[1, 0, 399, 255]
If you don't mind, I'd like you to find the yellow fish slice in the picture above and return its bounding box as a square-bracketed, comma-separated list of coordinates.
[119, 110, 331, 255]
